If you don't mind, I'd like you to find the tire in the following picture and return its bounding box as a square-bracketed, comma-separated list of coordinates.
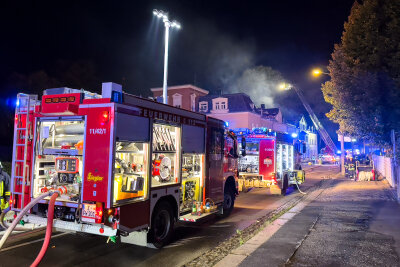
[219, 185, 235, 218]
[148, 202, 174, 248]
[281, 174, 289, 195]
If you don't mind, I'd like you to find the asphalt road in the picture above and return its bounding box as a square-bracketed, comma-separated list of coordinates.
[0, 165, 338, 267]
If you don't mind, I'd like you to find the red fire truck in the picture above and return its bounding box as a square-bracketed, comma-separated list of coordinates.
[10, 82, 239, 248]
[234, 128, 305, 195]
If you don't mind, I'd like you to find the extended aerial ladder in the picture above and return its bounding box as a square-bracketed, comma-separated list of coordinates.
[292, 86, 337, 153]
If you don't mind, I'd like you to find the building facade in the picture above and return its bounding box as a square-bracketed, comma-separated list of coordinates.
[150, 84, 209, 112]
[299, 116, 318, 160]
[149, 85, 319, 157]
[198, 93, 297, 135]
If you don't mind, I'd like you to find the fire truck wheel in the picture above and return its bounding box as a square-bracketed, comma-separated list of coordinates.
[149, 202, 174, 248]
[220, 186, 235, 217]
[281, 174, 289, 195]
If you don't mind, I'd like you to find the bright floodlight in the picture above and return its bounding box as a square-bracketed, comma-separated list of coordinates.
[291, 133, 298, 138]
[278, 82, 291, 91]
[171, 21, 181, 29]
[152, 9, 182, 105]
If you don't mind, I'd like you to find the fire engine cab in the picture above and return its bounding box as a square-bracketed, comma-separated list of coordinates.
[10, 82, 239, 248]
[234, 128, 305, 195]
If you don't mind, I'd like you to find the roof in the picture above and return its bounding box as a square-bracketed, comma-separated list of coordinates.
[150, 84, 209, 95]
[198, 93, 256, 113]
[262, 108, 280, 116]
[256, 107, 281, 121]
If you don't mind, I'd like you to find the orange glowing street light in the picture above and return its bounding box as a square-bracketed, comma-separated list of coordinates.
[311, 68, 328, 77]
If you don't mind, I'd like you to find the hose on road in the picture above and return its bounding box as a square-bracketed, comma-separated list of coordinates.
[30, 192, 59, 267]
[0, 192, 55, 250]
[0, 207, 28, 231]
[294, 173, 307, 195]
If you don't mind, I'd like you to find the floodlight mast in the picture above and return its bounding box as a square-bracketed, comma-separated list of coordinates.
[153, 9, 181, 105]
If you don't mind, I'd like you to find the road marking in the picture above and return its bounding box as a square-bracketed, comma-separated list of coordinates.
[0, 232, 70, 253]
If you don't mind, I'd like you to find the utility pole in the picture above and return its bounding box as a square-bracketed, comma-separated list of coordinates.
[391, 130, 399, 202]
[340, 133, 345, 175]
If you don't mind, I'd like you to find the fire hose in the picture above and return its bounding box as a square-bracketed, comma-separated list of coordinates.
[294, 172, 306, 195]
[0, 207, 27, 231]
[0, 191, 59, 267]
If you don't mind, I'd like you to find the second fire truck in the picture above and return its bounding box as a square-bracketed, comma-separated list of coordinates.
[234, 128, 305, 195]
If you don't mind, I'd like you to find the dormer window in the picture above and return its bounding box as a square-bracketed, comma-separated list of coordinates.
[199, 101, 208, 112]
[211, 97, 229, 113]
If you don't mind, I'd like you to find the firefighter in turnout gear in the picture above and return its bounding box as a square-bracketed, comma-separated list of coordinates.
[0, 162, 11, 211]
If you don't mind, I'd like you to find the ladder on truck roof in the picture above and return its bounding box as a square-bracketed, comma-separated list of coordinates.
[11, 93, 38, 211]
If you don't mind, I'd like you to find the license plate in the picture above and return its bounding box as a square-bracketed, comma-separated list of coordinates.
[82, 203, 96, 223]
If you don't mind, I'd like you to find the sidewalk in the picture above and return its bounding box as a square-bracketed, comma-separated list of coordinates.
[216, 177, 400, 266]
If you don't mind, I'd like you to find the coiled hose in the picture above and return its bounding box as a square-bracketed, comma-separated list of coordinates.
[0, 191, 59, 267]
[0, 207, 28, 231]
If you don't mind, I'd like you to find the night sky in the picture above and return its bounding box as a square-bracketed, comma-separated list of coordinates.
[0, 0, 355, 142]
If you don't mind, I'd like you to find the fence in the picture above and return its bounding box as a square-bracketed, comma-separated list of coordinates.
[372, 155, 396, 187]
[372, 155, 400, 202]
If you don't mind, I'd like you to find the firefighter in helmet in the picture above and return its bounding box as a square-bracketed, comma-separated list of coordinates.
[0, 162, 11, 211]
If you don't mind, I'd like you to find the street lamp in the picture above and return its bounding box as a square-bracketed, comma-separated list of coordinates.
[311, 68, 329, 77]
[311, 67, 345, 174]
[153, 9, 181, 105]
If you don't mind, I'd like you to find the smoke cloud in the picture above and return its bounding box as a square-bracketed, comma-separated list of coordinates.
[228, 66, 285, 107]
[182, 19, 291, 111]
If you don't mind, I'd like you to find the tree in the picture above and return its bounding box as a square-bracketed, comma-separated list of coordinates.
[322, 0, 400, 147]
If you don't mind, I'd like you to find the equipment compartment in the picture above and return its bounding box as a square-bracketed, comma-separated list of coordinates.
[33, 119, 85, 203]
[180, 154, 203, 212]
[114, 141, 148, 204]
